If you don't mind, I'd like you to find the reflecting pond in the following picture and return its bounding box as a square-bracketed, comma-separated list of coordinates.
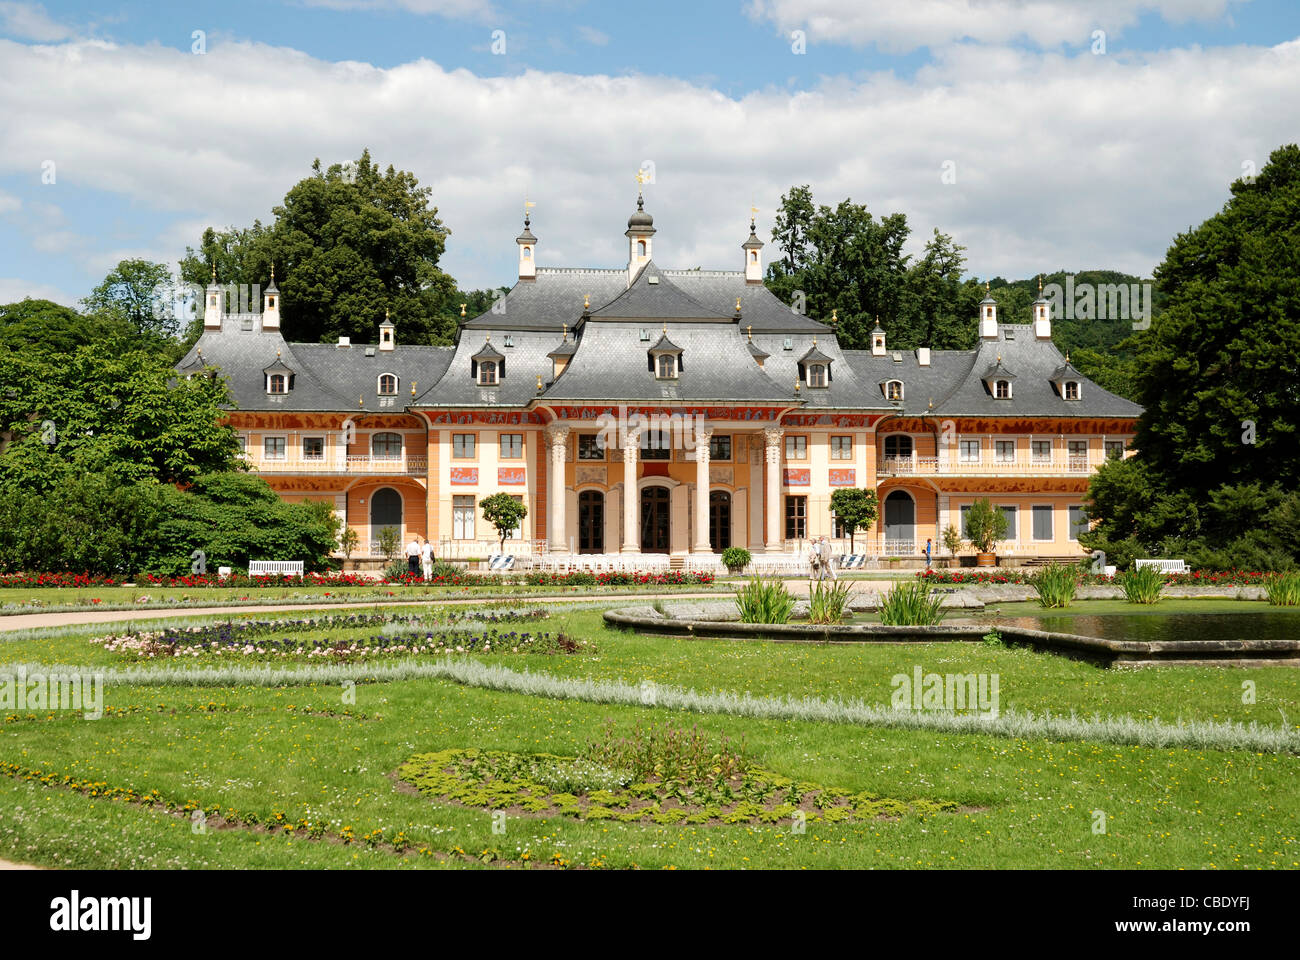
[984, 612, 1300, 644]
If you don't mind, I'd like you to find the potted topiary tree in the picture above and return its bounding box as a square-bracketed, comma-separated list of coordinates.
[941, 523, 963, 568]
[339, 527, 359, 570]
[963, 498, 1008, 567]
[721, 546, 751, 575]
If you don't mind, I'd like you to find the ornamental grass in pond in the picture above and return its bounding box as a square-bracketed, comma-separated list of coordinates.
[1030, 563, 1080, 609]
[398, 722, 956, 826]
[877, 581, 946, 626]
[734, 577, 795, 624]
[1117, 565, 1165, 604]
[807, 580, 855, 625]
[1263, 571, 1300, 606]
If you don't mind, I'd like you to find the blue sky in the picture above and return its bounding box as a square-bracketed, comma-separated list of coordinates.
[2, 0, 1299, 310]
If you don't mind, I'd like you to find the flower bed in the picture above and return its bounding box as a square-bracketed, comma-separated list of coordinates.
[918, 569, 1274, 587]
[89, 609, 590, 663]
[523, 570, 714, 587]
[1, 569, 716, 589]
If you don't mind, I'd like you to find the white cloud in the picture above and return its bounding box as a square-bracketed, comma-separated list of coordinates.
[577, 25, 610, 46]
[0, 33, 1295, 294]
[746, 0, 1249, 52]
[0, 2, 72, 42]
[0, 188, 20, 215]
[0, 276, 78, 305]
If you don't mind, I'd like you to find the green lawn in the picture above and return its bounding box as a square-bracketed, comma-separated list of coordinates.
[2, 599, 1297, 870]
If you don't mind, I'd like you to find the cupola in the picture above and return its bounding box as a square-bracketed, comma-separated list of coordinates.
[516, 207, 537, 281]
[742, 216, 764, 283]
[979, 282, 998, 339]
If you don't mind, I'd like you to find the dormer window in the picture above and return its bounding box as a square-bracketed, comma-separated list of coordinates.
[995, 379, 1011, 399]
[807, 363, 827, 387]
[885, 380, 904, 401]
[479, 360, 498, 386]
[783, 337, 793, 350]
[378, 374, 398, 395]
[656, 354, 677, 379]
[268, 374, 287, 395]
[503, 334, 514, 347]
[1064, 380, 1081, 400]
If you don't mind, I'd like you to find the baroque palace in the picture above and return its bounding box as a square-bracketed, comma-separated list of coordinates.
[178, 194, 1140, 564]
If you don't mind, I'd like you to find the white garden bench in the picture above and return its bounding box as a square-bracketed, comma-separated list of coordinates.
[838, 554, 866, 569]
[488, 554, 515, 571]
[248, 560, 305, 577]
[1134, 559, 1188, 574]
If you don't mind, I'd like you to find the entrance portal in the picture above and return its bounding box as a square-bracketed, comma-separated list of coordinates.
[578, 490, 604, 553]
[640, 486, 670, 553]
[709, 490, 731, 551]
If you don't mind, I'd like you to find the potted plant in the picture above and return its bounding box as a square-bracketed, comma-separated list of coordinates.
[963, 498, 1008, 567]
[721, 547, 751, 575]
[941, 523, 963, 569]
[339, 528, 359, 570]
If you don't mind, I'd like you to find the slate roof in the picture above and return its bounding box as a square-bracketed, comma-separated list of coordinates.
[539, 319, 795, 403]
[587, 262, 732, 321]
[177, 317, 454, 412]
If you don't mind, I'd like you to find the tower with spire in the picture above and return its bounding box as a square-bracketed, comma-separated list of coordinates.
[516, 203, 537, 281]
[742, 212, 764, 284]
[626, 173, 656, 285]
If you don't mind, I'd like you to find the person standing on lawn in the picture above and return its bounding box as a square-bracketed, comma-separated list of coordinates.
[420, 538, 434, 580]
[925, 538, 933, 571]
[406, 536, 421, 576]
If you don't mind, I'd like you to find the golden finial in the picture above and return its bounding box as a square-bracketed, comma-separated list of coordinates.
[562, 321, 568, 341]
[358, 395, 364, 408]
[735, 296, 742, 311]
[928, 397, 934, 411]
[634, 167, 650, 195]
[276, 348, 281, 358]
[459, 303, 466, 318]
[1038, 274, 1043, 292]
[211, 260, 216, 282]
[270, 261, 275, 283]
[196, 347, 202, 357]
[794, 379, 801, 393]
[746, 324, 752, 341]
[996, 353, 1002, 364]
[985, 281, 990, 294]
[537, 375, 544, 392]
[1065, 350, 1071, 363]
[662, 322, 667, 335]
[831, 308, 837, 323]
[583, 294, 590, 310]
[411, 380, 417, 396]
[812, 336, 818, 346]
[385, 307, 390, 322]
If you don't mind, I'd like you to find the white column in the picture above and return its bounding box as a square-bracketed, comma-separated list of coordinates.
[547, 425, 569, 552]
[621, 427, 641, 553]
[764, 426, 783, 552]
[693, 425, 713, 553]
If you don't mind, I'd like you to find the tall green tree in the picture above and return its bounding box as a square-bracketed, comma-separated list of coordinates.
[82, 259, 177, 339]
[179, 149, 462, 346]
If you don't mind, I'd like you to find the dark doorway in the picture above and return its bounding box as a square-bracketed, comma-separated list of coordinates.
[883, 490, 916, 545]
[370, 487, 402, 547]
[578, 490, 604, 553]
[640, 486, 670, 553]
[709, 490, 731, 551]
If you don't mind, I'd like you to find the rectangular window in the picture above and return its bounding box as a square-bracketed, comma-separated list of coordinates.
[452, 434, 476, 459]
[1105, 440, 1125, 460]
[708, 434, 732, 461]
[959, 439, 980, 463]
[830, 435, 853, 460]
[302, 436, 324, 460]
[960, 504, 970, 538]
[1031, 440, 1052, 463]
[999, 505, 1018, 541]
[1068, 505, 1088, 541]
[578, 435, 605, 461]
[499, 433, 522, 459]
[237, 436, 247, 454]
[785, 435, 807, 460]
[1068, 440, 1088, 467]
[453, 495, 476, 539]
[995, 440, 1016, 462]
[785, 496, 807, 540]
[641, 429, 671, 460]
[263, 437, 286, 460]
[1032, 505, 1054, 541]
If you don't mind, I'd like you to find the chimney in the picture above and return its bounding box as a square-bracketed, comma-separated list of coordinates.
[916, 347, 931, 366]
[337, 336, 351, 348]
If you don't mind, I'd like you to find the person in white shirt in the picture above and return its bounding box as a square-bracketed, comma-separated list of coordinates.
[405, 537, 421, 576]
[420, 538, 434, 580]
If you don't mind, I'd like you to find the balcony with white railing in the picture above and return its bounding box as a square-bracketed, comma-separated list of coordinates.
[878, 453, 1103, 477]
[240, 453, 429, 476]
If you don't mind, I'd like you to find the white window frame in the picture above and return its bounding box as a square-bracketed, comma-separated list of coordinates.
[885, 380, 904, 401]
[452, 495, 476, 540]
[995, 379, 1011, 399]
[263, 435, 287, 461]
[995, 439, 1016, 462]
[452, 433, 476, 460]
[372, 432, 403, 460]
[302, 436, 325, 461]
[377, 373, 398, 396]
[959, 438, 980, 463]
[785, 435, 807, 460]
[1031, 439, 1052, 463]
[267, 373, 288, 395]
[807, 364, 827, 387]
[499, 433, 523, 460]
[1064, 380, 1081, 400]
[830, 435, 853, 460]
[479, 361, 498, 386]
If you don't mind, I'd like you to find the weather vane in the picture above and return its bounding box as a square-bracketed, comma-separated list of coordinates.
[635, 167, 651, 197]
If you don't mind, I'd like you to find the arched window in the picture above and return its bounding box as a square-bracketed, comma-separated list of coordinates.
[268, 374, 287, 394]
[522, 245, 532, 259]
[656, 354, 676, 379]
[479, 361, 498, 385]
[378, 374, 397, 395]
[884, 435, 913, 459]
[637, 240, 647, 256]
[885, 380, 904, 401]
[995, 379, 1011, 399]
[1064, 380, 1081, 400]
[807, 364, 827, 387]
[372, 432, 402, 459]
[749, 250, 758, 263]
